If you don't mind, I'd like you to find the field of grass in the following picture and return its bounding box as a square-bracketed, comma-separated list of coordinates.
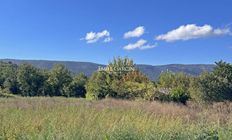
[0, 97, 232, 140]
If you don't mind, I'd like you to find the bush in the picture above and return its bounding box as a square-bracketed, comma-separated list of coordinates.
[158, 71, 191, 90]
[144, 89, 170, 101]
[64, 73, 87, 97]
[17, 64, 47, 96]
[86, 58, 154, 100]
[47, 64, 72, 97]
[0, 62, 18, 94]
[169, 87, 189, 104]
[111, 70, 154, 100]
[157, 71, 192, 103]
[190, 61, 232, 102]
[0, 87, 16, 98]
[86, 72, 114, 100]
[112, 81, 154, 100]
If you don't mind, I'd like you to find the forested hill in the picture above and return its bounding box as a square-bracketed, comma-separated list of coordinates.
[0, 59, 215, 80]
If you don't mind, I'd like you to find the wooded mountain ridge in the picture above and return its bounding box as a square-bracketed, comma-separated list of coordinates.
[0, 59, 215, 80]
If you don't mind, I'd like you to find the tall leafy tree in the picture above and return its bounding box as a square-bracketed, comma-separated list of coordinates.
[65, 73, 88, 97]
[47, 64, 72, 97]
[0, 62, 19, 94]
[86, 71, 114, 100]
[192, 61, 232, 102]
[107, 57, 135, 79]
[17, 64, 46, 96]
[158, 71, 191, 90]
[112, 70, 154, 99]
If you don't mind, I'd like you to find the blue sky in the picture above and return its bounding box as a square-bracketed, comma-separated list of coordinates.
[0, 0, 232, 65]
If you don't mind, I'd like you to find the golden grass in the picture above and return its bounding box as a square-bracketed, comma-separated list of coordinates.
[0, 97, 232, 139]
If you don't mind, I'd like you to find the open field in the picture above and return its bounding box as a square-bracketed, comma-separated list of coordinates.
[1, 97, 232, 140]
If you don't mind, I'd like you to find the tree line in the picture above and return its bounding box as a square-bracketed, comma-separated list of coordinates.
[0, 58, 232, 104]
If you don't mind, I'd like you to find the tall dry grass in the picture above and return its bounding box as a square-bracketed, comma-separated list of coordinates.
[0, 97, 232, 139]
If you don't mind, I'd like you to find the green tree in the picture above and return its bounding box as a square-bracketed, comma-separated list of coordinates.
[112, 70, 154, 100]
[86, 71, 114, 100]
[17, 64, 46, 96]
[47, 64, 72, 97]
[0, 62, 19, 94]
[170, 87, 189, 104]
[106, 57, 135, 79]
[190, 61, 232, 102]
[157, 71, 192, 103]
[158, 71, 191, 90]
[65, 73, 87, 97]
[86, 57, 137, 100]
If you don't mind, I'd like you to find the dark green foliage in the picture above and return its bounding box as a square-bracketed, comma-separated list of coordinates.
[17, 64, 47, 96]
[65, 73, 87, 97]
[158, 71, 191, 90]
[0, 62, 19, 94]
[156, 71, 191, 103]
[0, 61, 88, 97]
[47, 64, 72, 97]
[0, 59, 232, 104]
[191, 61, 232, 102]
[170, 87, 189, 104]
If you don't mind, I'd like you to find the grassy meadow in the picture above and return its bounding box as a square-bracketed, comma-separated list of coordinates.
[0, 97, 232, 140]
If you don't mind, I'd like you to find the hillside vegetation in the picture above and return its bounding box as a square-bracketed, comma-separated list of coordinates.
[0, 57, 231, 103]
[0, 59, 214, 80]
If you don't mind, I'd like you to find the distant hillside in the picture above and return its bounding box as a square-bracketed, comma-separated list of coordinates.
[0, 59, 215, 80]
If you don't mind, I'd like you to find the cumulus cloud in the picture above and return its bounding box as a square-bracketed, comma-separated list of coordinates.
[123, 39, 157, 50]
[124, 26, 145, 39]
[82, 30, 112, 43]
[156, 24, 231, 42]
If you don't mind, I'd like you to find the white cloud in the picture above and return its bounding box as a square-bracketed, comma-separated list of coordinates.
[123, 39, 157, 50]
[213, 28, 231, 35]
[156, 24, 231, 42]
[103, 37, 113, 43]
[82, 30, 112, 43]
[140, 43, 157, 50]
[124, 26, 145, 39]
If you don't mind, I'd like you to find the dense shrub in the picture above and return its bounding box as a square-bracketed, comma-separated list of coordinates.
[1, 59, 232, 104]
[86, 71, 114, 100]
[86, 59, 155, 100]
[47, 64, 72, 97]
[17, 64, 47, 96]
[143, 89, 169, 101]
[190, 61, 232, 102]
[156, 71, 192, 103]
[113, 70, 154, 100]
[158, 71, 191, 90]
[64, 73, 87, 97]
[111, 80, 154, 100]
[0, 62, 19, 94]
[169, 87, 189, 104]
